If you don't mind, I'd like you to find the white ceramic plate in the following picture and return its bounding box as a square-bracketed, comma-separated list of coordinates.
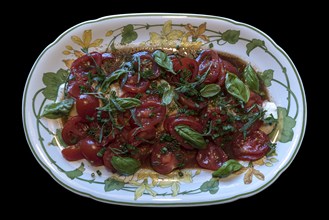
[22, 13, 306, 206]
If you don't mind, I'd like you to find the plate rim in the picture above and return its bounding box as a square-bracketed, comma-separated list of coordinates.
[22, 13, 307, 206]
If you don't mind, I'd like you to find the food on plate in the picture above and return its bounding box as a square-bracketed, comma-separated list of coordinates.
[42, 48, 277, 176]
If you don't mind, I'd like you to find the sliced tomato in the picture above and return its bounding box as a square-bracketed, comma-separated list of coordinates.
[181, 149, 198, 168]
[103, 148, 116, 172]
[128, 126, 156, 146]
[67, 80, 92, 99]
[164, 115, 204, 150]
[122, 72, 150, 93]
[133, 51, 160, 79]
[167, 57, 199, 83]
[151, 143, 179, 174]
[101, 52, 120, 74]
[78, 137, 104, 166]
[131, 144, 153, 166]
[245, 91, 263, 110]
[117, 110, 134, 129]
[61, 145, 84, 161]
[222, 59, 238, 75]
[196, 50, 224, 84]
[134, 100, 166, 127]
[62, 116, 89, 145]
[88, 113, 116, 147]
[196, 142, 228, 170]
[70, 52, 102, 79]
[76, 94, 99, 120]
[177, 93, 207, 110]
[231, 130, 269, 161]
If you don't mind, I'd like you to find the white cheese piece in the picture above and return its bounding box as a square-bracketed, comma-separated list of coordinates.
[262, 101, 277, 119]
[55, 84, 65, 102]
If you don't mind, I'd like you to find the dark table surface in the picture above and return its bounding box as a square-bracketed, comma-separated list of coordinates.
[14, 3, 316, 216]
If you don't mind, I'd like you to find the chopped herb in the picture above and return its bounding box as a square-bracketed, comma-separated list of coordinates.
[160, 133, 174, 142]
[160, 147, 168, 154]
[97, 147, 107, 157]
[263, 113, 277, 125]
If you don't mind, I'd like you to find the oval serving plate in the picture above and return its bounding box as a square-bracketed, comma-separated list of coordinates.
[22, 13, 306, 206]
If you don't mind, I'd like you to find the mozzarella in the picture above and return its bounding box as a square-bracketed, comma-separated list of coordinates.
[55, 84, 65, 102]
[262, 101, 277, 119]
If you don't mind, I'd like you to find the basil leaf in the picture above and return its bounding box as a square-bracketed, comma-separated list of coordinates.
[153, 50, 176, 74]
[243, 64, 260, 93]
[115, 97, 141, 110]
[212, 159, 243, 178]
[174, 125, 206, 149]
[200, 84, 221, 98]
[225, 72, 250, 103]
[111, 156, 141, 175]
[160, 80, 175, 105]
[41, 98, 74, 119]
[101, 69, 128, 92]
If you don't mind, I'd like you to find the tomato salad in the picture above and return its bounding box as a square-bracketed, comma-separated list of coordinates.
[42, 49, 277, 176]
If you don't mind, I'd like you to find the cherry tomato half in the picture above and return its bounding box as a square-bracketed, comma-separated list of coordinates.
[122, 72, 150, 93]
[178, 93, 207, 110]
[128, 125, 156, 146]
[62, 116, 89, 145]
[167, 57, 199, 83]
[134, 51, 160, 79]
[151, 143, 179, 174]
[196, 142, 228, 170]
[134, 100, 166, 127]
[76, 94, 100, 120]
[70, 52, 103, 79]
[196, 50, 224, 84]
[232, 130, 269, 161]
[61, 145, 84, 161]
[78, 137, 104, 166]
[164, 115, 204, 150]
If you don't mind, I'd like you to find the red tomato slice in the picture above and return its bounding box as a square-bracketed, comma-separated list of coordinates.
[67, 80, 92, 99]
[78, 137, 104, 166]
[103, 148, 116, 172]
[164, 115, 204, 150]
[122, 72, 150, 93]
[222, 59, 238, 75]
[128, 126, 156, 146]
[178, 93, 207, 110]
[196, 142, 228, 170]
[134, 51, 160, 79]
[131, 144, 153, 166]
[245, 91, 263, 109]
[62, 116, 89, 145]
[196, 50, 224, 84]
[61, 145, 84, 161]
[181, 149, 198, 168]
[70, 52, 102, 80]
[167, 57, 199, 83]
[232, 130, 269, 161]
[151, 143, 179, 174]
[134, 100, 166, 127]
[76, 94, 100, 120]
[88, 113, 116, 147]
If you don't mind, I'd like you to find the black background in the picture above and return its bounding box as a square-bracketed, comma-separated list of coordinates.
[14, 2, 316, 216]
